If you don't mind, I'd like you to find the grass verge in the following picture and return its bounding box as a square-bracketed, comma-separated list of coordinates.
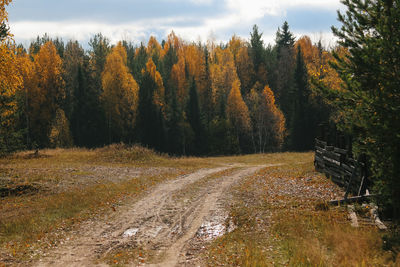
[205, 157, 399, 266]
[0, 145, 202, 264]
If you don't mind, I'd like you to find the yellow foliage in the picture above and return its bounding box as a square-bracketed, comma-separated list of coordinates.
[30, 41, 65, 128]
[0, 43, 21, 130]
[163, 31, 183, 54]
[228, 35, 246, 61]
[263, 85, 286, 147]
[0, 0, 19, 119]
[184, 44, 208, 102]
[147, 36, 164, 59]
[296, 35, 343, 93]
[247, 84, 286, 151]
[170, 55, 187, 104]
[0, 0, 12, 32]
[102, 42, 139, 130]
[143, 58, 165, 108]
[49, 108, 73, 148]
[227, 79, 251, 132]
[235, 47, 255, 94]
[210, 47, 239, 106]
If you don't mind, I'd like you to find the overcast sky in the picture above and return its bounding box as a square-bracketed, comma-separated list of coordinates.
[7, 0, 345, 48]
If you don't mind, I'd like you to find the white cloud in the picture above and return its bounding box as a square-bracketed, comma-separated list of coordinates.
[9, 0, 343, 47]
[10, 16, 191, 45]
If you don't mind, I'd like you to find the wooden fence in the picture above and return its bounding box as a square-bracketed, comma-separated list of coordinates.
[314, 139, 368, 198]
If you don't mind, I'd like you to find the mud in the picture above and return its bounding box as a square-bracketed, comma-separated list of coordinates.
[34, 165, 270, 267]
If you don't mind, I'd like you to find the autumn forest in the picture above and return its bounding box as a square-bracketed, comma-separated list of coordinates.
[1, 21, 342, 156]
[1, 0, 400, 220]
[1, 0, 400, 264]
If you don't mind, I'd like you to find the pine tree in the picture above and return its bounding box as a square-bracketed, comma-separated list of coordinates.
[274, 21, 296, 147]
[186, 78, 203, 155]
[325, 0, 400, 218]
[166, 85, 185, 155]
[290, 46, 313, 151]
[137, 58, 166, 151]
[88, 33, 111, 94]
[249, 25, 267, 85]
[63, 40, 85, 122]
[132, 43, 148, 82]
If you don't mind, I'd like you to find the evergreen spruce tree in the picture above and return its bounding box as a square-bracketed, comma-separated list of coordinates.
[71, 60, 106, 147]
[132, 44, 148, 82]
[137, 68, 165, 151]
[249, 25, 267, 85]
[276, 21, 295, 58]
[166, 86, 185, 155]
[186, 78, 203, 155]
[274, 21, 296, 148]
[290, 46, 313, 151]
[324, 0, 400, 218]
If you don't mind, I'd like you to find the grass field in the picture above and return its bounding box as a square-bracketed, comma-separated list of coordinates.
[205, 160, 399, 266]
[0, 146, 398, 266]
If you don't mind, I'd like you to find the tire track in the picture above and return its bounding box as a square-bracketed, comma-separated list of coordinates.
[34, 167, 230, 267]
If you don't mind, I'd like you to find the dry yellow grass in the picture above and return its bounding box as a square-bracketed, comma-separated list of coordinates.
[1, 148, 398, 266]
[0, 145, 207, 263]
[205, 155, 399, 266]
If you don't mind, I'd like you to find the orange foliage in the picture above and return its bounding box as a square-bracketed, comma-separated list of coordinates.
[34, 41, 65, 111]
[227, 79, 251, 132]
[163, 31, 183, 54]
[262, 85, 286, 146]
[247, 84, 286, 152]
[184, 44, 207, 100]
[0, 44, 22, 129]
[147, 36, 164, 59]
[228, 35, 246, 61]
[0, 0, 12, 30]
[170, 55, 187, 104]
[102, 42, 139, 130]
[236, 48, 254, 89]
[296, 35, 343, 92]
[143, 58, 165, 108]
[0, 0, 22, 131]
[210, 47, 239, 106]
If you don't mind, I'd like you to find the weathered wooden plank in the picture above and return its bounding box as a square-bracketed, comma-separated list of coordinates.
[329, 194, 376, 205]
[316, 150, 325, 157]
[325, 166, 343, 176]
[323, 156, 341, 166]
[326, 146, 334, 151]
[347, 158, 357, 166]
[315, 139, 327, 147]
[334, 147, 348, 155]
[342, 163, 355, 173]
[323, 150, 342, 162]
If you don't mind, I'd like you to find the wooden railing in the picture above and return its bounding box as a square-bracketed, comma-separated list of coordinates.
[314, 139, 368, 199]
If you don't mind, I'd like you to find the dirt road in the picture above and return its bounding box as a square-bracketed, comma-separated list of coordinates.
[35, 165, 269, 266]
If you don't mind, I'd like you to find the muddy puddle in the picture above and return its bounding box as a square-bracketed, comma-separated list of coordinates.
[196, 215, 235, 241]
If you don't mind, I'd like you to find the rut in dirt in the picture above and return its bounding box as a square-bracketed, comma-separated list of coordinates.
[34, 165, 268, 267]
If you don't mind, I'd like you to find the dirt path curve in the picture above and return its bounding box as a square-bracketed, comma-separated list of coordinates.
[152, 166, 265, 267]
[34, 165, 267, 267]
